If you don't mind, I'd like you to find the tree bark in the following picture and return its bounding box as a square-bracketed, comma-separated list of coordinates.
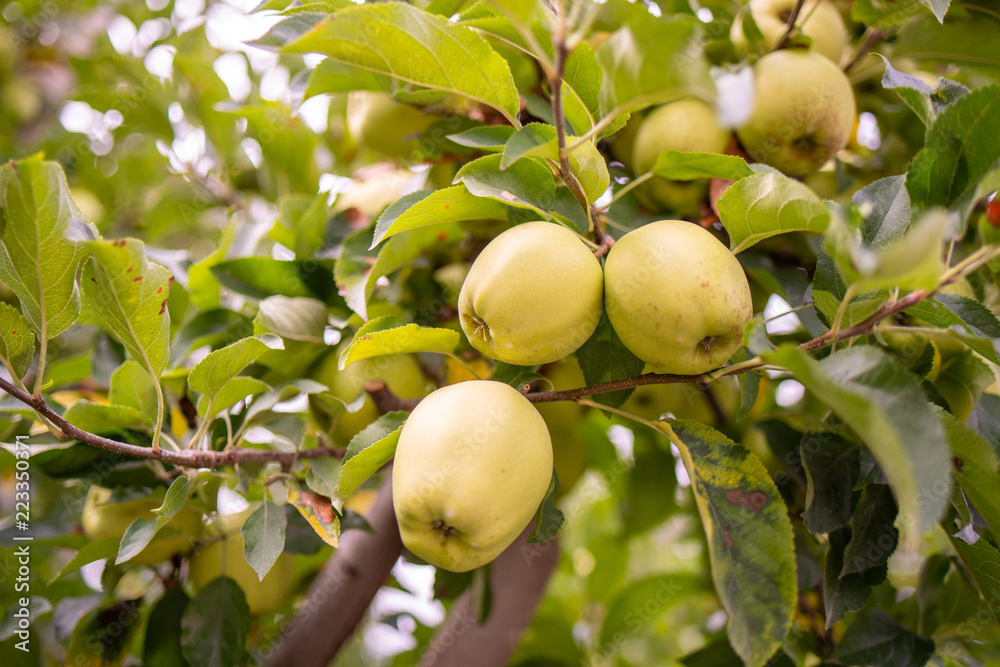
[263, 474, 402, 667]
[418, 528, 560, 667]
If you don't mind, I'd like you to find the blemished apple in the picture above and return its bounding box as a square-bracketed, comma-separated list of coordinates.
[631, 99, 731, 215]
[731, 0, 848, 64]
[392, 381, 553, 572]
[188, 509, 295, 615]
[347, 91, 441, 161]
[736, 49, 855, 176]
[604, 220, 753, 375]
[458, 221, 604, 366]
[82, 486, 202, 566]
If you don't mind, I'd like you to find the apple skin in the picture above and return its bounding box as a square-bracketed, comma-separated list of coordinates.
[458, 221, 604, 366]
[188, 527, 294, 615]
[631, 100, 731, 215]
[604, 220, 753, 375]
[536, 356, 590, 496]
[347, 91, 441, 161]
[731, 0, 848, 64]
[82, 487, 202, 566]
[310, 347, 433, 445]
[736, 50, 855, 176]
[392, 381, 553, 572]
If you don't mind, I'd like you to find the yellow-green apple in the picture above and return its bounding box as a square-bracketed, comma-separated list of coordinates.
[347, 91, 441, 161]
[606, 111, 643, 171]
[188, 509, 295, 614]
[310, 346, 433, 444]
[623, 371, 739, 423]
[536, 356, 590, 495]
[631, 100, 731, 215]
[731, 0, 848, 64]
[736, 49, 855, 175]
[458, 221, 604, 365]
[82, 486, 202, 566]
[604, 220, 752, 375]
[392, 381, 553, 572]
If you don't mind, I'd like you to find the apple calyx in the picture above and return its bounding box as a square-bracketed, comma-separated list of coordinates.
[431, 519, 459, 544]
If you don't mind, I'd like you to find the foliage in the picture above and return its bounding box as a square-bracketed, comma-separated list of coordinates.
[0, 0, 999, 665]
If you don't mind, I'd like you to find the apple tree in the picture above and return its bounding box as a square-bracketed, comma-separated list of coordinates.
[1, 0, 999, 665]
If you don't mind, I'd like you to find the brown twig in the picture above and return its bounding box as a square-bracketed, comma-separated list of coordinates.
[771, 0, 808, 52]
[842, 28, 888, 72]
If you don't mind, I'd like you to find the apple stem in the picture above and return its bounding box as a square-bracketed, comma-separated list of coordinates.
[771, 0, 808, 52]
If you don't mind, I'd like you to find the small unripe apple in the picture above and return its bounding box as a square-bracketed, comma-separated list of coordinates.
[188, 514, 295, 615]
[731, 0, 848, 64]
[631, 100, 731, 215]
[310, 347, 433, 444]
[392, 381, 553, 572]
[458, 221, 604, 366]
[347, 91, 442, 161]
[82, 486, 202, 566]
[736, 49, 855, 176]
[604, 220, 752, 375]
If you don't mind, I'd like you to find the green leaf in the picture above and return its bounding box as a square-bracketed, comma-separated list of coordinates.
[455, 155, 560, 220]
[574, 313, 645, 409]
[371, 185, 505, 247]
[824, 527, 882, 628]
[189, 220, 236, 311]
[254, 295, 328, 343]
[63, 401, 154, 434]
[599, 574, 704, 648]
[83, 239, 172, 376]
[766, 346, 950, 534]
[827, 610, 934, 666]
[800, 432, 860, 535]
[650, 151, 754, 182]
[212, 257, 340, 305]
[189, 336, 275, 419]
[110, 360, 157, 415]
[949, 533, 1000, 626]
[180, 577, 250, 667]
[945, 417, 1000, 536]
[906, 84, 1000, 210]
[447, 125, 516, 151]
[339, 316, 460, 368]
[0, 302, 34, 379]
[877, 56, 934, 125]
[853, 175, 912, 251]
[841, 485, 899, 576]
[303, 58, 385, 99]
[903, 297, 1000, 365]
[241, 501, 287, 581]
[917, 0, 951, 23]
[117, 476, 192, 564]
[50, 536, 119, 582]
[717, 173, 831, 254]
[594, 12, 712, 120]
[527, 472, 563, 544]
[66, 599, 143, 666]
[0, 156, 95, 341]
[281, 2, 519, 124]
[337, 412, 408, 498]
[144, 587, 191, 667]
[661, 420, 796, 667]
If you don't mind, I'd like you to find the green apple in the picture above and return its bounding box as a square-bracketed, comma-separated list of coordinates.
[604, 220, 752, 375]
[623, 371, 739, 423]
[731, 0, 848, 64]
[536, 356, 590, 496]
[392, 380, 553, 572]
[736, 49, 855, 176]
[310, 346, 433, 444]
[82, 486, 202, 566]
[188, 513, 295, 615]
[606, 111, 643, 171]
[458, 221, 604, 365]
[347, 91, 442, 161]
[631, 100, 731, 215]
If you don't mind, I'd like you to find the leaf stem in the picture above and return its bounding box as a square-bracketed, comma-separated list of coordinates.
[608, 172, 653, 206]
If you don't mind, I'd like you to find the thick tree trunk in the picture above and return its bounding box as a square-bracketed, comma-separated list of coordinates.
[418, 529, 560, 667]
[263, 475, 402, 667]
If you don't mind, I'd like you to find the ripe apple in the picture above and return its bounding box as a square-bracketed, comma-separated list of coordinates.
[536, 356, 590, 495]
[310, 346, 434, 444]
[392, 380, 553, 572]
[604, 220, 753, 375]
[347, 91, 442, 162]
[631, 99, 731, 215]
[731, 0, 848, 64]
[188, 513, 295, 615]
[458, 221, 604, 366]
[82, 486, 202, 566]
[736, 49, 855, 176]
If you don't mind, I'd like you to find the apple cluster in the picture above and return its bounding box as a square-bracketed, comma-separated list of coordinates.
[390, 218, 752, 572]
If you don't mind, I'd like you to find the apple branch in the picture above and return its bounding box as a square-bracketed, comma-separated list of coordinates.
[771, 0, 808, 52]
